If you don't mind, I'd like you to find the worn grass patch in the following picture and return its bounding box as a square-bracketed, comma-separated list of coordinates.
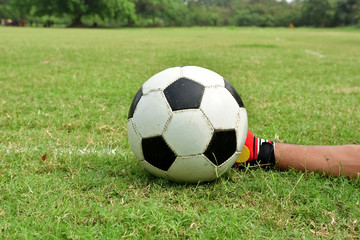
[0, 27, 359, 239]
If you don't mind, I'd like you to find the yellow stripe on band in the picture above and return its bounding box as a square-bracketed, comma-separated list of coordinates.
[236, 146, 250, 163]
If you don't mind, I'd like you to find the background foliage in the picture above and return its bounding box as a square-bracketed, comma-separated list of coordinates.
[1, 0, 360, 27]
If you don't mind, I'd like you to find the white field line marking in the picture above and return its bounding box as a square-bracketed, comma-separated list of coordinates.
[0, 145, 123, 156]
[305, 49, 325, 58]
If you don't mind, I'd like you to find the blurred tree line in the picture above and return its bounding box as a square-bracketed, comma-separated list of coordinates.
[1, 0, 359, 27]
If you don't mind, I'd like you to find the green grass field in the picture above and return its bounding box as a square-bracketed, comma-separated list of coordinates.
[0, 26, 359, 239]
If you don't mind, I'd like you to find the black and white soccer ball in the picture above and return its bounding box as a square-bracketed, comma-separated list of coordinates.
[127, 66, 248, 183]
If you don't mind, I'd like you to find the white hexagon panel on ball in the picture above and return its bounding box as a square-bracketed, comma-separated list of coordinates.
[182, 66, 225, 87]
[236, 107, 248, 152]
[217, 151, 241, 177]
[132, 91, 172, 138]
[140, 160, 168, 179]
[163, 109, 214, 156]
[142, 67, 182, 94]
[200, 87, 240, 130]
[127, 119, 144, 161]
[167, 155, 217, 183]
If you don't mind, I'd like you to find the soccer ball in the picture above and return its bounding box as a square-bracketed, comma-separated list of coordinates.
[127, 66, 248, 183]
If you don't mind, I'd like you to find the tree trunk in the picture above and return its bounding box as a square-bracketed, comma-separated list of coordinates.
[152, 11, 155, 26]
[69, 15, 85, 27]
[127, 16, 135, 26]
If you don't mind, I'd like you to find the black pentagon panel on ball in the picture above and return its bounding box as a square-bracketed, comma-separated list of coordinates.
[142, 136, 177, 171]
[223, 78, 245, 108]
[164, 78, 205, 111]
[204, 130, 237, 166]
[128, 87, 143, 119]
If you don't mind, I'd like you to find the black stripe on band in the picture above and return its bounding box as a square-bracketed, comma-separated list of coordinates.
[253, 137, 256, 160]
